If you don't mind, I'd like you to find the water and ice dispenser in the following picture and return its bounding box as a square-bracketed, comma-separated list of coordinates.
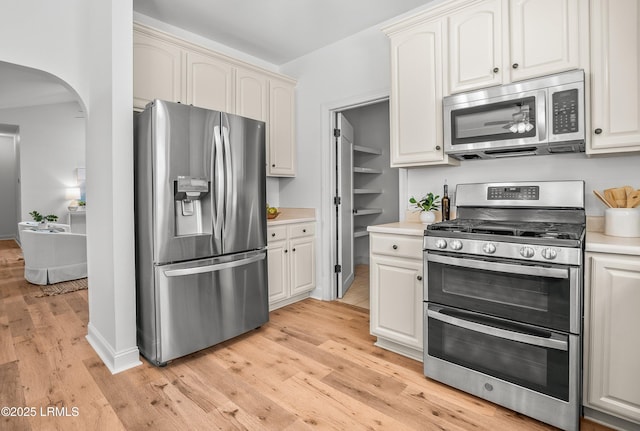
[174, 176, 211, 236]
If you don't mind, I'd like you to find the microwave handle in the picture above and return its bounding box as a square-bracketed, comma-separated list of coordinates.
[427, 308, 568, 351]
[537, 89, 547, 139]
[427, 253, 569, 279]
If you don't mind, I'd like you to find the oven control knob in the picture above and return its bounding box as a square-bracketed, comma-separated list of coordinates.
[520, 247, 535, 258]
[541, 248, 557, 260]
[482, 243, 497, 254]
[450, 240, 463, 250]
[435, 239, 448, 249]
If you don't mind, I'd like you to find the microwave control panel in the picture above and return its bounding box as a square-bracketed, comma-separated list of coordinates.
[552, 89, 579, 135]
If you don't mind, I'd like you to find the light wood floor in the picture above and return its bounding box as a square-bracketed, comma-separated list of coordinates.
[337, 264, 370, 309]
[0, 240, 611, 430]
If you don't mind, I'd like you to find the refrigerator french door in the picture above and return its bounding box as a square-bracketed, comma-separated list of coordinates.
[135, 100, 268, 366]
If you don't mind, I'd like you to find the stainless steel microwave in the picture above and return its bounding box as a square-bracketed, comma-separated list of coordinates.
[443, 70, 585, 160]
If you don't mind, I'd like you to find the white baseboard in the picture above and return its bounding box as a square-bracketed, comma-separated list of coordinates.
[86, 323, 141, 374]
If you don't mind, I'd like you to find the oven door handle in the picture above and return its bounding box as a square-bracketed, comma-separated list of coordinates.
[427, 308, 568, 351]
[427, 253, 569, 279]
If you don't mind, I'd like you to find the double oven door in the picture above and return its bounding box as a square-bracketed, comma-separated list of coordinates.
[424, 250, 582, 431]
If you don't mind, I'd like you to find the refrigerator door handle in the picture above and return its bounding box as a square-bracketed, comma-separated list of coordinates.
[213, 125, 225, 237]
[163, 252, 265, 277]
[221, 125, 234, 227]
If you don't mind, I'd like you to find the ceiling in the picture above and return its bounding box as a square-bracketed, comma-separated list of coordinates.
[133, 0, 436, 65]
[0, 62, 79, 112]
[0, 1, 435, 111]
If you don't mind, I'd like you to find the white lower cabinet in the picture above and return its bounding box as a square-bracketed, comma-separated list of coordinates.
[584, 252, 640, 428]
[267, 222, 316, 310]
[369, 232, 424, 361]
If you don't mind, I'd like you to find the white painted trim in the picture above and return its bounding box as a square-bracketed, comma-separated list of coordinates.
[86, 323, 142, 374]
[320, 89, 389, 302]
[399, 168, 408, 221]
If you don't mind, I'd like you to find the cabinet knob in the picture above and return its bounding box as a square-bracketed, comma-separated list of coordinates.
[512, 63, 519, 69]
[417, 275, 422, 281]
[594, 128, 603, 135]
[435, 145, 441, 151]
[493, 67, 499, 73]
[271, 233, 276, 237]
[392, 244, 398, 250]
[302, 229, 306, 233]
[284, 249, 288, 253]
[272, 164, 276, 167]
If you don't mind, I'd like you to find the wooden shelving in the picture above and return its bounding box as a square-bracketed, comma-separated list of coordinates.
[353, 166, 381, 174]
[353, 208, 382, 216]
[354, 188, 382, 194]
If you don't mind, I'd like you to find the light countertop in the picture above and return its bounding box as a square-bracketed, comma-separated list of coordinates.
[367, 221, 427, 236]
[267, 208, 316, 225]
[586, 216, 640, 255]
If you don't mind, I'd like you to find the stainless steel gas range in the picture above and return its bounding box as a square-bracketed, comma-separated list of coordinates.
[423, 181, 585, 431]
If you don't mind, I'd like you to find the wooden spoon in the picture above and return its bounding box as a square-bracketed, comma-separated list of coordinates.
[627, 190, 640, 208]
[595, 190, 614, 208]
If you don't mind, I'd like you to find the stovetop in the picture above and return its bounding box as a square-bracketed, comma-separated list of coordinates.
[427, 218, 584, 241]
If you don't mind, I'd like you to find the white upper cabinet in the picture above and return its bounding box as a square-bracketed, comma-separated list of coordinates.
[133, 31, 183, 110]
[387, 19, 458, 167]
[268, 78, 296, 176]
[588, 0, 640, 154]
[509, 0, 583, 82]
[446, 0, 586, 94]
[235, 67, 268, 122]
[133, 23, 298, 176]
[185, 51, 235, 113]
[447, 0, 505, 94]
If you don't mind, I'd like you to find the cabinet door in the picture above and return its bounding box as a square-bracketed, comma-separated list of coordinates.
[509, 0, 581, 82]
[268, 78, 296, 176]
[370, 255, 423, 349]
[447, 0, 504, 94]
[585, 253, 640, 423]
[267, 240, 289, 304]
[389, 20, 456, 167]
[236, 68, 268, 121]
[589, 0, 640, 154]
[185, 51, 235, 113]
[133, 31, 183, 110]
[290, 237, 315, 295]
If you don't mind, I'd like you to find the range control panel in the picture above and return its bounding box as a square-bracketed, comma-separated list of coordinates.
[487, 185, 540, 200]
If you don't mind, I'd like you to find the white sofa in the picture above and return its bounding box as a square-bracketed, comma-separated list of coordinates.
[19, 228, 87, 285]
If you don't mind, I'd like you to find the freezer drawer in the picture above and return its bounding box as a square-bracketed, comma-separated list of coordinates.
[139, 250, 268, 365]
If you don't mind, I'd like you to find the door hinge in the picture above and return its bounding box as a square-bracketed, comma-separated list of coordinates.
[334, 196, 341, 205]
[334, 128, 341, 138]
[334, 264, 342, 273]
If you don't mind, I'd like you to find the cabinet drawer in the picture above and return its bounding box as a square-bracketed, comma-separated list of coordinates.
[289, 223, 315, 239]
[371, 233, 423, 259]
[267, 226, 287, 243]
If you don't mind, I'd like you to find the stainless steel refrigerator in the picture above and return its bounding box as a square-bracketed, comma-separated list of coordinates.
[134, 99, 268, 366]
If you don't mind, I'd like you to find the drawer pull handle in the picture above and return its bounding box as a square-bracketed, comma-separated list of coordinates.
[392, 245, 398, 250]
[417, 275, 422, 281]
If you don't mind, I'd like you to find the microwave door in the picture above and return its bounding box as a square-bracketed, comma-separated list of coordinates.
[445, 89, 546, 155]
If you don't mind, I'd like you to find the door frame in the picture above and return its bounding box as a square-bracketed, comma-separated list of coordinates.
[0, 127, 21, 242]
[322, 91, 408, 301]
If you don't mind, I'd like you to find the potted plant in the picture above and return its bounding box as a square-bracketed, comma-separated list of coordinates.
[409, 192, 440, 224]
[29, 211, 59, 229]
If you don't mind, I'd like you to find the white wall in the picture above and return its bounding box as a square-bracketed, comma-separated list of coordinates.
[406, 153, 640, 217]
[1, 0, 140, 373]
[0, 1, 90, 108]
[0, 102, 85, 222]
